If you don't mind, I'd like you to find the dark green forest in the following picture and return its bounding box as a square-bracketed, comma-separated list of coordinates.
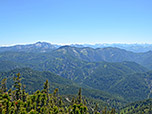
[1, 72, 152, 114]
[1, 43, 152, 113]
[0, 74, 116, 114]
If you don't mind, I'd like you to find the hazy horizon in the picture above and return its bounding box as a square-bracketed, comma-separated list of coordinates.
[1, 41, 152, 47]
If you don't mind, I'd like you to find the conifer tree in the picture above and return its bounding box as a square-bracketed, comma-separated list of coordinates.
[1, 78, 7, 94]
[13, 73, 22, 100]
[77, 88, 82, 104]
[110, 108, 116, 114]
[94, 104, 100, 114]
[43, 80, 49, 105]
[0, 75, 117, 114]
[22, 85, 26, 102]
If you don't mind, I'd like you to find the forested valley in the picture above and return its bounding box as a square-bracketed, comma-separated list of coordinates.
[1, 42, 152, 114]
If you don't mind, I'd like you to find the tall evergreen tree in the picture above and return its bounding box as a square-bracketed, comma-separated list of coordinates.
[43, 80, 49, 105]
[13, 73, 22, 100]
[0, 78, 7, 93]
[22, 85, 26, 102]
[77, 88, 82, 104]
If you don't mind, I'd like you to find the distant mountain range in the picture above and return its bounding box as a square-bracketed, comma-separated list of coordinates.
[0, 42, 59, 53]
[1, 41, 152, 108]
[74, 43, 152, 53]
[1, 42, 152, 53]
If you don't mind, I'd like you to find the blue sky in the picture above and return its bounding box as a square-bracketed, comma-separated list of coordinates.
[0, 0, 152, 46]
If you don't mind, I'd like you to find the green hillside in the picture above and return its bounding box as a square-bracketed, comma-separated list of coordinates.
[1, 46, 152, 69]
[0, 61, 22, 72]
[82, 64, 150, 101]
[120, 99, 152, 114]
[0, 49, 150, 102]
[0, 68, 125, 108]
[53, 46, 152, 70]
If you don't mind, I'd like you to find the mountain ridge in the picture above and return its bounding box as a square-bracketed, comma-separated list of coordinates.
[1, 42, 152, 103]
[0, 42, 59, 53]
[1, 41, 152, 53]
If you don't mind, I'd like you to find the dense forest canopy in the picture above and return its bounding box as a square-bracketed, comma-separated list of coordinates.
[1, 42, 152, 113]
[0, 74, 117, 114]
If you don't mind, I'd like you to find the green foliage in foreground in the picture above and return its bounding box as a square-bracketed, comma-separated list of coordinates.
[0, 68, 126, 109]
[0, 74, 116, 114]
